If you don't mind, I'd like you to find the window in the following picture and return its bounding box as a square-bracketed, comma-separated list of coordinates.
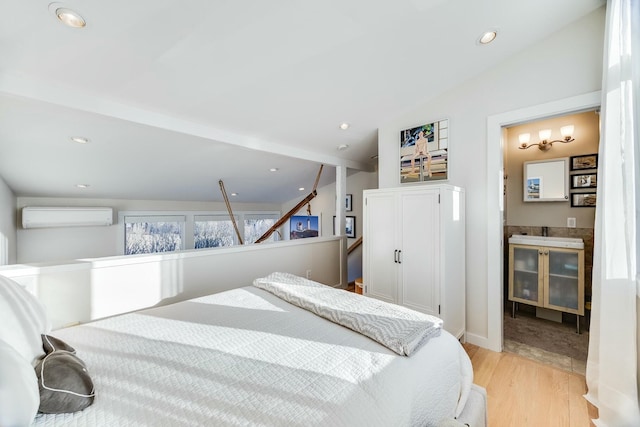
[124, 215, 186, 255]
[120, 211, 280, 255]
[244, 214, 279, 244]
[194, 215, 235, 249]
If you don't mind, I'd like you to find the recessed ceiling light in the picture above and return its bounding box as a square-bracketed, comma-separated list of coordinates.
[298, 187, 305, 191]
[76, 184, 90, 189]
[478, 30, 497, 45]
[337, 144, 349, 151]
[70, 136, 89, 144]
[231, 193, 238, 196]
[269, 168, 279, 172]
[55, 8, 86, 28]
[339, 123, 350, 130]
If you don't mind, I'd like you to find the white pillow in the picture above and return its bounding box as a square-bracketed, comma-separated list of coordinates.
[0, 275, 51, 365]
[0, 338, 40, 427]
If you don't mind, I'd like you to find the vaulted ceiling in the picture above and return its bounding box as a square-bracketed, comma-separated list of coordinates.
[0, 0, 605, 203]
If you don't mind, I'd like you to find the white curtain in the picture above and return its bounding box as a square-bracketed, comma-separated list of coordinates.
[585, 0, 640, 426]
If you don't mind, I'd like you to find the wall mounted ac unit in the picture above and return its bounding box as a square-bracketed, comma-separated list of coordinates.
[22, 207, 114, 229]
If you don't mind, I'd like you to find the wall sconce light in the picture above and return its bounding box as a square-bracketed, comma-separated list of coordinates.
[518, 125, 575, 151]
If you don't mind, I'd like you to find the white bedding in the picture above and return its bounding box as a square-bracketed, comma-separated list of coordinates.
[32, 286, 472, 427]
[253, 272, 443, 356]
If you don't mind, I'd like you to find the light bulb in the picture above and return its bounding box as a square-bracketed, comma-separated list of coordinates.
[538, 129, 552, 141]
[560, 125, 574, 139]
[56, 8, 86, 28]
[479, 31, 497, 44]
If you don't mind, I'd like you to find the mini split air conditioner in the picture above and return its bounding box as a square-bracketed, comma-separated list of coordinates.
[22, 207, 113, 229]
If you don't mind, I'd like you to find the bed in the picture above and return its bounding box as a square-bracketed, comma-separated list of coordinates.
[0, 272, 486, 427]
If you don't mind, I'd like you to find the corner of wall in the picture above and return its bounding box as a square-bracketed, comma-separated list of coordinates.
[0, 175, 17, 265]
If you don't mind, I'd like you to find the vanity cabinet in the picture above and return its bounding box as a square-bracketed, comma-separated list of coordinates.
[363, 185, 465, 339]
[508, 240, 585, 318]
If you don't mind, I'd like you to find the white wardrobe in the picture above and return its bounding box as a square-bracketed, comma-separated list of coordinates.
[363, 185, 466, 339]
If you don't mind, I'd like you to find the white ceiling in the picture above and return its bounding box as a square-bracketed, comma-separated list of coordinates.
[0, 0, 604, 203]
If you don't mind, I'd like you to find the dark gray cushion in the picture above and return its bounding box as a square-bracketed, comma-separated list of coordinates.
[41, 334, 75, 355]
[35, 351, 95, 414]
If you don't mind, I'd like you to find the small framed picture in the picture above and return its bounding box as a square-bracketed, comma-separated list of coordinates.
[346, 194, 353, 212]
[570, 154, 598, 171]
[333, 216, 356, 238]
[289, 215, 320, 239]
[571, 173, 597, 189]
[571, 192, 597, 207]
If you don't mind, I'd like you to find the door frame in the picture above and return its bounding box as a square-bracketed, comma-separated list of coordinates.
[484, 91, 601, 352]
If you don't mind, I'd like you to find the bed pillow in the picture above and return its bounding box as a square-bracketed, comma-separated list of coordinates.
[0, 338, 40, 427]
[42, 334, 76, 354]
[35, 350, 95, 414]
[0, 274, 51, 365]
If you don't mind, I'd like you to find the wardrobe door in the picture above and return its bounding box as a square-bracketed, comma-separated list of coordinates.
[398, 189, 440, 316]
[363, 191, 398, 303]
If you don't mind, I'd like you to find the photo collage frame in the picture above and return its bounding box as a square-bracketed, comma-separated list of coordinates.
[569, 154, 598, 207]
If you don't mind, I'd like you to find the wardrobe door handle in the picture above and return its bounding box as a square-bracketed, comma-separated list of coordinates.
[394, 249, 398, 263]
[397, 250, 402, 264]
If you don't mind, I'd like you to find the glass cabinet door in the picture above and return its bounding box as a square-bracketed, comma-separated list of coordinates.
[545, 248, 584, 315]
[509, 245, 543, 306]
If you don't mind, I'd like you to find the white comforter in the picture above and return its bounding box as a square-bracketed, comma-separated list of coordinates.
[33, 286, 472, 427]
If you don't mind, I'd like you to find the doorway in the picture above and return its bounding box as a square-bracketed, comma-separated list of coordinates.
[501, 110, 599, 373]
[485, 91, 601, 354]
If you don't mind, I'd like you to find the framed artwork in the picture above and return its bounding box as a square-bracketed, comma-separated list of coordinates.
[571, 192, 597, 207]
[346, 194, 352, 212]
[525, 177, 541, 200]
[333, 216, 356, 238]
[400, 118, 449, 184]
[571, 173, 597, 189]
[570, 154, 598, 171]
[289, 215, 319, 239]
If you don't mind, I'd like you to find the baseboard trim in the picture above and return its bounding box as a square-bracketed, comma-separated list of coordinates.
[465, 332, 501, 352]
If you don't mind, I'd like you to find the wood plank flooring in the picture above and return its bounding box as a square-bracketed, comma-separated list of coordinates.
[343, 284, 597, 425]
[463, 343, 598, 427]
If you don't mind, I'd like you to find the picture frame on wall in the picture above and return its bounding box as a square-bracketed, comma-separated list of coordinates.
[345, 194, 352, 212]
[571, 173, 597, 189]
[570, 154, 598, 171]
[399, 118, 449, 184]
[289, 215, 320, 239]
[333, 216, 356, 238]
[525, 177, 541, 199]
[571, 192, 597, 207]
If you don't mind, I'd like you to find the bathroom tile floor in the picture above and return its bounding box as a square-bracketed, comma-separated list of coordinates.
[503, 307, 589, 375]
[503, 339, 586, 375]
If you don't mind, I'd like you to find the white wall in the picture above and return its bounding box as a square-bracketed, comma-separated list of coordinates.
[378, 8, 605, 346]
[0, 176, 16, 265]
[1, 236, 344, 329]
[281, 170, 378, 281]
[16, 197, 281, 263]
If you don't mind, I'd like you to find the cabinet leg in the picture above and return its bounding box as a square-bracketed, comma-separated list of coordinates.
[576, 315, 580, 334]
[512, 301, 516, 318]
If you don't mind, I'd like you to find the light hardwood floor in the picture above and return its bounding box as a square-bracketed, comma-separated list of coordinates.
[463, 343, 598, 427]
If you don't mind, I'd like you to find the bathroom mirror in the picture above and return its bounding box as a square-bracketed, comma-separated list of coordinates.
[523, 157, 569, 202]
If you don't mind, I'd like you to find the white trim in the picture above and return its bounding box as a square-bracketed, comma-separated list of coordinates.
[464, 332, 492, 349]
[485, 91, 601, 352]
